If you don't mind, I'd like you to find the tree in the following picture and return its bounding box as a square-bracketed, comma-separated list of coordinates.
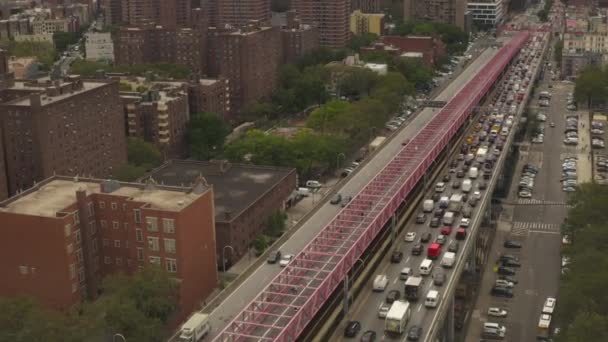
[347, 33, 378, 52]
[338, 67, 380, 99]
[554, 39, 564, 67]
[53, 31, 79, 52]
[252, 234, 269, 255]
[297, 47, 348, 69]
[127, 137, 162, 167]
[225, 129, 296, 167]
[574, 65, 608, 109]
[392, 58, 434, 91]
[8, 41, 57, 69]
[306, 100, 352, 134]
[114, 164, 149, 182]
[187, 112, 230, 160]
[264, 211, 287, 238]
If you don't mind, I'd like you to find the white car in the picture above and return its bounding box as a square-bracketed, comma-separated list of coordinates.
[542, 297, 556, 314]
[460, 218, 470, 228]
[378, 303, 391, 318]
[495, 279, 514, 288]
[279, 254, 294, 267]
[518, 191, 532, 198]
[488, 307, 508, 317]
[404, 232, 416, 242]
[538, 313, 552, 329]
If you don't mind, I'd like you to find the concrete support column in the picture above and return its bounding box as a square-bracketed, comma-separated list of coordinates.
[343, 274, 350, 316]
[390, 214, 397, 242]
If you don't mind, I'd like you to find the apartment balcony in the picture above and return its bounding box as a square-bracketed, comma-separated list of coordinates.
[159, 137, 170, 143]
[158, 121, 169, 128]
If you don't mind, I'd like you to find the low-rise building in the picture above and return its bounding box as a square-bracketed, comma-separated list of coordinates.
[561, 50, 602, 79]
[350, 10, 385, 35]
[0, 175, 217, 322]
[360, 35, 446, 66]
[144, 160, 297, 268]
[7, 56, 38, 79]
[85, 32, 114, 62]
[467, 0, 505, 27]
[32, 17, 78, 35]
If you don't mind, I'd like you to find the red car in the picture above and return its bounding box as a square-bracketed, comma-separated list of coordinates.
[441, 226, 453, 235]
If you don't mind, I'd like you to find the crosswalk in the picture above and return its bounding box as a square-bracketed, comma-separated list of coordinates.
[511, 221, 561, 236]
[516, 198, 570, 206]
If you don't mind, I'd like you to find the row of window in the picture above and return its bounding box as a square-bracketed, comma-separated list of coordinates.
[104, 255, 178, 273]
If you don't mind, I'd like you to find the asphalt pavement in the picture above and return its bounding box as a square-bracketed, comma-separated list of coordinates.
[203, 46, 500, 340]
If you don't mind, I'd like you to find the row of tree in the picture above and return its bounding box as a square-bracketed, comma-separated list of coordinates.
[71, 59, 191, 79]
[556, 183, 608, 340]
[0, 267, 180, 342]
[574, 65, 608, 109]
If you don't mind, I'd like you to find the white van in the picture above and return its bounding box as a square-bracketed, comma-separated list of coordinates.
[468, 167, 479, 179]
[306, 180, 322, 188]
[419, 259, 434, 276]
[399, 267, 412, 280]
[483, 322, 506, 337]
[462, 179, 472, 193]
[423, 199, 434, 213]
[373, 274, 389, 292]
[441, 252, 456, 268]
[425, 290, 441, 308]
[443, 211, 455, 225]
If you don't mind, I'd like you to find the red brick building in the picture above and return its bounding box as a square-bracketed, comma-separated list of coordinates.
[207, 22, 281, 120]
[100, 0, 192, 27]
[292, 0, 351, 48]
[0, 76, 127, 198]
[280, 10, 319, 64]
[360, 35, 447, 66]
[188, 78, 231, 120]
[0, 176, 217, 321]
[214, 0, 271, 27]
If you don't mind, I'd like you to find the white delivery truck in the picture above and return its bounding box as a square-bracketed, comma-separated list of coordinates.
[468, 167, 479, 179]
[443, 212, 455, 225]
[448, 194, 463, 213]
[423, 199, 434, 213]
[373, 274, 389, 292]
[462, 179, 473, 193]
[179, 313, 210, 342]
[385, 300, 411, 336]
[369, 136, 387, 152]
[441, 252, 456, 268]
[476, 147, 488, 163]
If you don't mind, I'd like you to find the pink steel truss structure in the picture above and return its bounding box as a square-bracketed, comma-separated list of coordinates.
[214, 31, 530, 342]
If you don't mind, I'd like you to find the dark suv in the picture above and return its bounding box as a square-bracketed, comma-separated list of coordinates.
[491, 286, 514, 298]
[391, 251, 403, 263]
[344, 321, 361, 337]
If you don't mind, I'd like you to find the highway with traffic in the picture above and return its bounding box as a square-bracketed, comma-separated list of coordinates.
[328, 32, 547, 342]
[204, 40, 502, 341]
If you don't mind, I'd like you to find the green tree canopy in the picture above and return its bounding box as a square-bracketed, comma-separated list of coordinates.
[8, 40, 57, 69]
[53, 31, 80, 52]
[187, 112, 230, 160]
[337, 67, 381, 99]
[127, 137, 162, 167]
[347, 33, 379, 52]
[70, 60, 191, 79]
[306, 100, 352, 134]
[574, 65, 608, 108]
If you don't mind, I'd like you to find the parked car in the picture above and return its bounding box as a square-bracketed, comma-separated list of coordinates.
[267, 250, 281, 264]
[488, 307, 508, 317]
[491, 286, 514, 297]
[344, 321, 361, 337]
[504, 240, 523, 248]
[497, 266, 516, 276]
[330, 194, 342, 205]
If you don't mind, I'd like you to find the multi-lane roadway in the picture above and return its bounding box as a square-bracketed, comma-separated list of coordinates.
[204, 46, 501, 340]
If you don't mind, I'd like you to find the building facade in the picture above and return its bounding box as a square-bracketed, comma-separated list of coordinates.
[351, 0, 381, 12]
[350, 10, 385, 35]
[85, 32, 115, 62]
[0, 176, 217, 322]
[0, 77, 127, 197]
[467, 0, 505, 27]
[214, 0, 271, 27]
[292, 0, 351, 48]
[360, 35, 447, 66]
[280, 10, 319, 64]
[100, 0, 192, 27]
[403, 0, 466, 30]
[188, 78, 231, 120]
[32, 17, 78, 35]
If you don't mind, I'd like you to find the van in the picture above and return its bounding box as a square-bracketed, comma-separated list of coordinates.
[296, 187, 311, 197]
[424, 290, 441, 308]
[482, 322, 506, 338]
[372, 274, 389, 292]
[399, 267, 412, 280]
[441, 252, 456, 268]
[423, 199, 434, 213]
[462, 179, 473, 193]
[501, 127, 509, 136]
[419, 259, 433, 276]
[306, 180, 322, 189]
[468, 167, 479, 179]
[439, 196, 449, 209]
[443, 212, 455, 225]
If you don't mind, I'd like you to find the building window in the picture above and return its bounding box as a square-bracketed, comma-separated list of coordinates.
[78, 268, 85, 283]
[89, 222, 96, 235]
[136, 229, 143, 242]
[125, 241, 129, 248]
[166, 258, 177, 273]
[114, 240, 121, 248]
[163, 219, 175, 234]
[76, 249, 83, 263]
[134, 209, 141, 223]
[122, 203, 128, 211]
[74, 229, 81, 243]
[102, 239, 109, 247]
[147, 237, 159, 251]
[66, 243, 74, 254]
[99, 201, 105, 209]
[93, 256, 100, 271]
[124, 222, 129, 230]
[149, 256, 161, 265]
[91, 239, 98, 253]
[100, 220, 106, 228]
[116, 257, 122, 265]
[69, 264, 76, 279]
[137, 247, 144, 261]
[104, 256, 112, 264]
[164, 239, 176, 254]
[111, 202, 117, 210]
[19, 265, 29, 275]
[113, 221, 119, 229]
[64, 224, 72, 237]
[146, 217, 158, 231]
[72, 283, 78, 293]
[87, 202, 95, 217]
[74, 212, 80, 225]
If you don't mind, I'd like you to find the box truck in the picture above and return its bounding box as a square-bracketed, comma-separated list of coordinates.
[178, 313, 210, 342]
[385, 301, 411, 336]
[441, 252, 456, 268]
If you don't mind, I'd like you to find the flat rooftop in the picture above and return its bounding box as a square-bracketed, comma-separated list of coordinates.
[7, 80, 108, 106]
[0, 178, 205, 217]
[144, 160, 294, 221]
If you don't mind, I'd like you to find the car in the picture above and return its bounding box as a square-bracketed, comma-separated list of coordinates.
[519, 191, 532, 198]
[497, 266, 516, 276]
[491, 286, 514, 297]
[434, 208, 445, 218]
[407, 325, 423, 341]
[478, 181, 488, 190]
[500, 259, 521, 267]
[462, 206, 472, 218]
[430, 217, 440, 227]
[504, 240, 523, 248]
[420, 232, 432, 243]
[435, 182, 446, 192]
[495, 279, 515, 288]
[460, 218, 470, 228]
[330, 194, 342, 205]
[469, 197, 479, 207]
[498, 275, 518, 284]
[360, 330, 376, 342]
[267, 250, 281, 264]
[433, 272, 446, 286]
[344, 321, 361, 337]
[456, 170, 466, 178]
[341, 196, 352, 207]
[401, 139, 410, 146]
[443, 174, 452, 182]
[538, 313, 552, 329]
[441, 226, 453, 235]
[435, 235, 447, 245]
[542, 297, 556, 314]
[378, 303, 390, 318]
[279, 254, 294, 267]
[488, 307, 508, 317]
[386, 290, 401, 304]
[391, 251, 403, 263]
[412, 243, 423, 255]
[499, 254, 519, 262]
[452, 180, 461, 189]
[448, 241, 460, 253]
[416, 213, 427, 224]
[405, 232, 417, 242]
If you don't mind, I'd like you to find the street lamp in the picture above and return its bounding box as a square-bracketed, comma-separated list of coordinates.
[222, 245, 235, 273]
[113, 334, 126, 342]
[336, 153, 346, 170]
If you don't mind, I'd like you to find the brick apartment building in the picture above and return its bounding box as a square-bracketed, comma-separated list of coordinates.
[188, 78, 231, 120]
[351, 0, 381, 12]
[0, 75, 127, 199]
[404, 0, 466, 30]
[360, 35, 447, 66]
[144, 160, 297, 267]
[114, 25, 206, 76]
[100, 0, 192, 28]
[292, 0, 351, 49]
[207, 22, 281, 121]
[214, 0, 271, 27]
[120, 78, 190, 158]
[0, 176, 217, 322]
[280, 10, 319, 64]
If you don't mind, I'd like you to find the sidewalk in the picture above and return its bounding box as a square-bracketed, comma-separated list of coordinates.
[577, 111, 593, 184]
